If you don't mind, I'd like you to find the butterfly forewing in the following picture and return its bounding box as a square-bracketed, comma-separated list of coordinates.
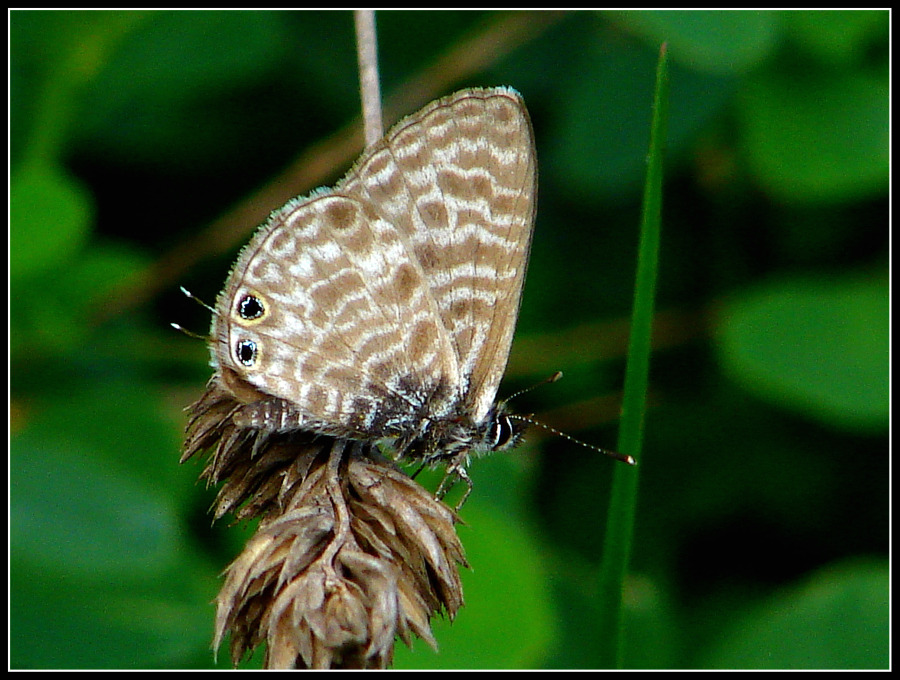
[340, 88, 537, 424]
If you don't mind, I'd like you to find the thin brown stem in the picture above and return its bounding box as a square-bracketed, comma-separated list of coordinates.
[321, 439, 353, 569]
[354, 10, 383, 147]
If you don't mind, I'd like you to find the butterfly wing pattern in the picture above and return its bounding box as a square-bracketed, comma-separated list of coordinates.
[210, 87, 537, 489]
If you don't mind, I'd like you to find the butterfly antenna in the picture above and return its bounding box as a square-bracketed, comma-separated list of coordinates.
[179, 286, 218, 316]
[171, 287, 216, 340]
[170, 322, 208, 340]
[504, 370, 564, 404]
[509, 413, 637, 466]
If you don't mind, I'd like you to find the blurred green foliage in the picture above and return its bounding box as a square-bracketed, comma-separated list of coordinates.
[10, 10, 887, 670]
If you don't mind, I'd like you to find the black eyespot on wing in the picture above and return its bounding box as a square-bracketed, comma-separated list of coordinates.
[238, 294, 265, 320]
[236, 339, 257, 366]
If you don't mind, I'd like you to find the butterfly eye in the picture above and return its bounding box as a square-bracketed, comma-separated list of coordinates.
[238, 294, 265, 320]
[236, 339, 257, 366]
[489, 415, 515, 450]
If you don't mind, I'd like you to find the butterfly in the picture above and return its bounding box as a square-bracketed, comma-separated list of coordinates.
[189, 87, 537, 507]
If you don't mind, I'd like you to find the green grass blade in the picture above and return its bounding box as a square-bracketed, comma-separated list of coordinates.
[595, 42, 669, 668]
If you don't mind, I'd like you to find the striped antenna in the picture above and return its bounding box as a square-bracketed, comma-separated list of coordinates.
[171, 286, 215, 340]
[510, 413, 636, 466]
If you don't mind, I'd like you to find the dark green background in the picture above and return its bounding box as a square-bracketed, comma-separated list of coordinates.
[10, 10, 888, 669]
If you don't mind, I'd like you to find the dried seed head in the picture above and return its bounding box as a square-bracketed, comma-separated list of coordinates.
[183, 377, 467, 669]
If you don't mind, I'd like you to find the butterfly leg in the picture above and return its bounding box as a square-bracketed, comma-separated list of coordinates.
[435, 452, 473, 511]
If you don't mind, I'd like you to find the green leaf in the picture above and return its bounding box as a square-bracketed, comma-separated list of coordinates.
[75, 10, 286, 167]
[785, 10, 887, 65]
[10, 448, 207, 668]
[10, 243, 147, 359]
[717, 273, 888, 432]
[10, 165, 92, 280]
[10, 383, 216, 668]
[594, 40, 668, 669]
[613, 10, 779, 74]
[702, 559, 888, 669]
[739, 71, 888, 202]
[11, 435, 183, 577]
